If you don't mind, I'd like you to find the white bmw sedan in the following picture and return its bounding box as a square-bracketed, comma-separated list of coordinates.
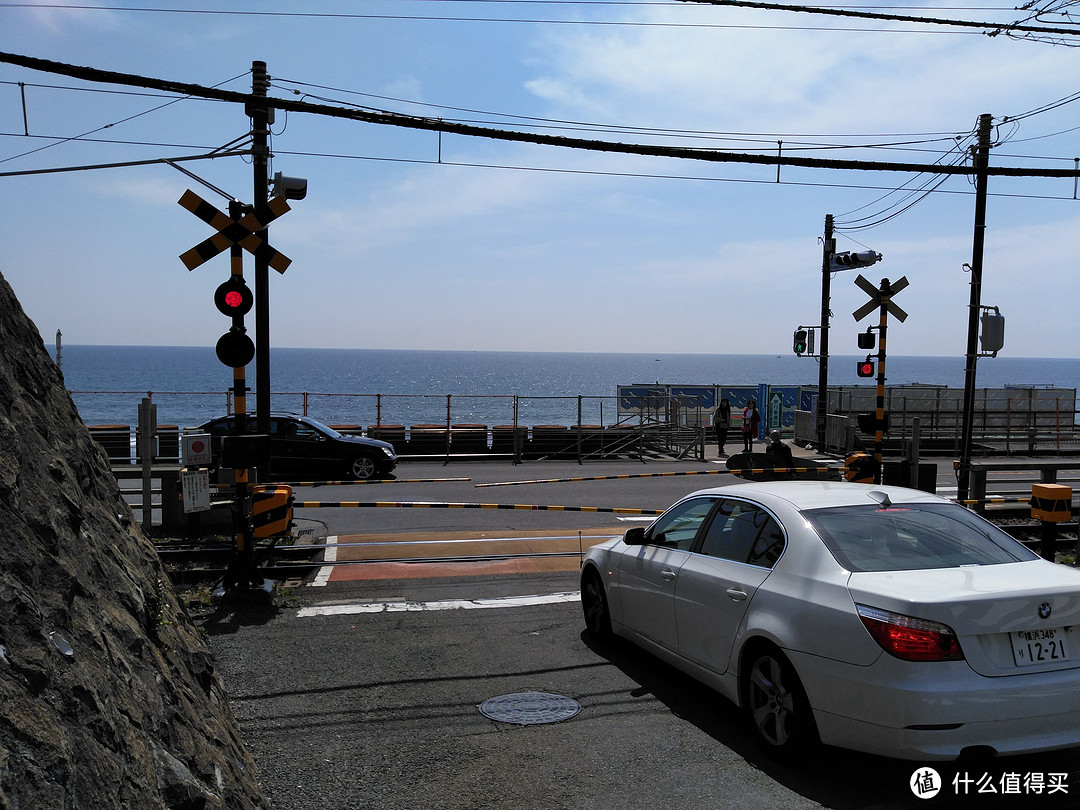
[579, 480, 1080, 761]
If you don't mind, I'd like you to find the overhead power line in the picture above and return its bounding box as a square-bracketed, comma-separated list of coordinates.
[672, 0, 1080, 40]
[1, 51, 1077, 182]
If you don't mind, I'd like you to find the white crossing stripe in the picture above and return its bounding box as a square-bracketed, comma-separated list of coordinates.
[297, 591, 580, 617]
[310, 534, 338, 587]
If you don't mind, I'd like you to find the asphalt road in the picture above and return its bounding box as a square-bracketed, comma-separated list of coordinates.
[203, 458, 1080, 810]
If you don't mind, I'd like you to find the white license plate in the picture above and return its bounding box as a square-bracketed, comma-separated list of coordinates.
[1011, 627, 1072, 667]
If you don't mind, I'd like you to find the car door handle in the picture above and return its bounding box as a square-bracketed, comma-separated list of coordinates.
[726, 587, 748, 601]
[660, 568, 677, 582]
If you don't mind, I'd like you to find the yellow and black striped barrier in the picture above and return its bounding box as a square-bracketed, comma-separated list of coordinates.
[291, 500, 664, 515]
[476, 465, 841, 488]
[955, 496, 1033, 507]
[211, 477, 471, 489]
[285, 477, 472, 487]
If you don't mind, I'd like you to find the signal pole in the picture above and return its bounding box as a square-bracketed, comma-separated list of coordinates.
[251, 60, 272, 437]
[957, 113, 993, 504]
[815, 214, 834, 452]
[872, 279, 891, 468]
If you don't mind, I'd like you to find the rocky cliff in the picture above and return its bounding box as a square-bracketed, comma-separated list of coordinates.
[0, 269, 269, 809]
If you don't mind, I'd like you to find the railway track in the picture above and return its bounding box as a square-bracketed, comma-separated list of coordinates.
[156, 511, 1080, 586]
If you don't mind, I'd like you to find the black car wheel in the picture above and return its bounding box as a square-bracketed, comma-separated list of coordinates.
[581, 568, 612, 640]
[350, 455, 378, 479]
[743, 645, 817, 757]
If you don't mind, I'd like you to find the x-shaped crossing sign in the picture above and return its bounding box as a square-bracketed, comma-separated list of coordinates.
[852, 274, 909, 323]
[178, 190, 292, 273]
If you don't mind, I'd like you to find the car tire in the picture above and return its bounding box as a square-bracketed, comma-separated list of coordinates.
[743, 645, 817, 758]
[581, 568, 612, 640]
[350, 455, 378, 480]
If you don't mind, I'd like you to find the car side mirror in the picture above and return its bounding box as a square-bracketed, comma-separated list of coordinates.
[623, 526, 646, 546]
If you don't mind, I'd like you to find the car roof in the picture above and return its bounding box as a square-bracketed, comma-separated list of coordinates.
[680, 480, 950, 512]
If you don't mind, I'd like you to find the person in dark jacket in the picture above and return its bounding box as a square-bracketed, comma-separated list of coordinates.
[713, 398, 731, 455]
[765, 429, 795, 474]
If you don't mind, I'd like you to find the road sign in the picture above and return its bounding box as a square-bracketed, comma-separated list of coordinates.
[181, 433, 212, 466]
[852, 274, 909, 323]
[178, 190, 292, 273]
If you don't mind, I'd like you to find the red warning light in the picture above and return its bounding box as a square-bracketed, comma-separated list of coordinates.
[857, 357, 876, 378]
[214, 276, 253, 317]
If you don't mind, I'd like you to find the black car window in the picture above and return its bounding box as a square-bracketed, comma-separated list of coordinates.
[747, 515, 785, 568]
[292, 422, 321, 441]
[805, 502, 1039, 572]
[645, 497, 717, 551]
[205, 419, 233, 437]
[698, 500, 784, 567]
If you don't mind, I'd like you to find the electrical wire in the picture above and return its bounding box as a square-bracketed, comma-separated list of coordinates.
[0, 2, 1012, 36]
[0, 70, 249, 165]
[833, 129, 979, 230]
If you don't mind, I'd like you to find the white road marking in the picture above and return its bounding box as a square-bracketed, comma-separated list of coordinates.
[310, 534, 338, 587]
[296, 591, 581, 617]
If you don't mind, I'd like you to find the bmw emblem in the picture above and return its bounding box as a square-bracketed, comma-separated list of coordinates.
[1039, 602, 1053, 620]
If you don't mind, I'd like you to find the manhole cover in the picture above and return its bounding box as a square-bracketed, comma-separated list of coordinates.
[479, 691, 581, 725]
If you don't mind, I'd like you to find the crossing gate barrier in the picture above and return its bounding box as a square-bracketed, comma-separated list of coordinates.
[252, 484, 293, 539]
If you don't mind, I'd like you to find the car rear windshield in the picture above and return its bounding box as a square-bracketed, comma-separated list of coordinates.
[804, 502, 1038, 572]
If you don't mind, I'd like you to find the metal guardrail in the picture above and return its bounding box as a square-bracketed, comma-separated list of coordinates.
[792, 408, 1080, 456]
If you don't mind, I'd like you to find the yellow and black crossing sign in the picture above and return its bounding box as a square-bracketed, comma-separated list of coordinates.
[252, 484, 294, 539]
[178, 190, 292, 273]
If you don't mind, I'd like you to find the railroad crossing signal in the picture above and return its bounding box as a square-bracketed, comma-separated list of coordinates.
[214, 275, 253, 317]
[852, 274, 908, 323]
[178, 190, 292, 273]
[851, 275, 909, 478]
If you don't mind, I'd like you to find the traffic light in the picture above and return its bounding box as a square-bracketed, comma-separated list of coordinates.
[793, 328, 808, 356]
[857, 328, 876, 350]
[214, 276, 253, 317]
[216, 328, 255, 368]
[214, 275, 255, 367]
[831, 250, 882, 271]
[857, 356, 875, 377]
[980, 309, 1005, 355]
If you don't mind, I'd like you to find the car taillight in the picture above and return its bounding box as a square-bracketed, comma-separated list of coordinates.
[856, 604, 964, 662]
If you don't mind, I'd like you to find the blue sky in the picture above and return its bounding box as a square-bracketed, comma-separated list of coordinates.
[1, 1, 1078, 358]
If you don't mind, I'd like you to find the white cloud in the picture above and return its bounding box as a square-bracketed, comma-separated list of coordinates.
[15, 0, 121, 34]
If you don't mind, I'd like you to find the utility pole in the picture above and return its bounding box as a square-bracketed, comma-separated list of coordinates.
[957, 113, 993, 504]
[250, 60, 272, 438]
[816, 214, 835, 452]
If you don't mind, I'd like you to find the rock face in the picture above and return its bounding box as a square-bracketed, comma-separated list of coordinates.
[0, 270, 269, 809]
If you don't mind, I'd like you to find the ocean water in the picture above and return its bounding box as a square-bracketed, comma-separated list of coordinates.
[48, 345, 1080, 430]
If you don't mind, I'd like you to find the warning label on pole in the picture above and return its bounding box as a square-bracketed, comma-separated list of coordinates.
[182, 468, 212, 513]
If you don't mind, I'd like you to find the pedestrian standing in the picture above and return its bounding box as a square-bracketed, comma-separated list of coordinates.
[765, 429, 795, 474]
[742, 399, 761, 452]
[713, 398, 731, 455]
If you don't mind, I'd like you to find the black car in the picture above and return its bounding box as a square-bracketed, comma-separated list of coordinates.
[195, 413, 397, 480]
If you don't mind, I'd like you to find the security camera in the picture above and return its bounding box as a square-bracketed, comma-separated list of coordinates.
[271, 172, 307, 200]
